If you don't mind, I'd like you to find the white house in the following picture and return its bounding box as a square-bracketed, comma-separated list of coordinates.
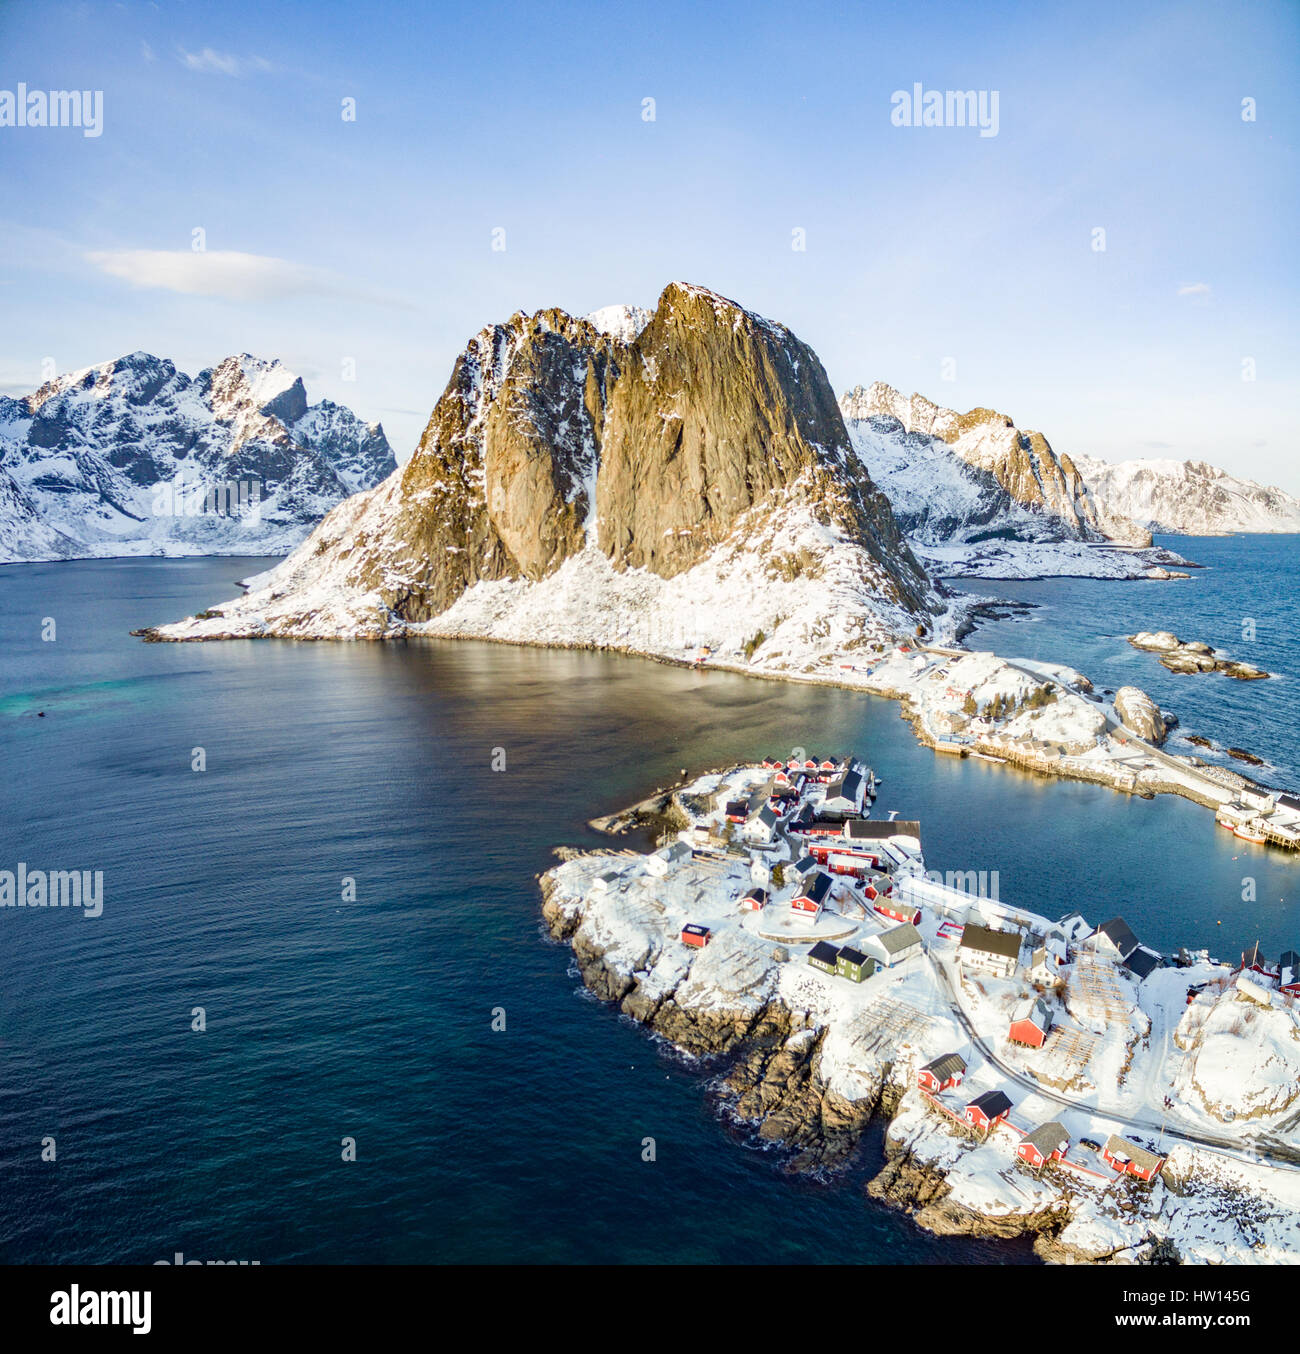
[743, 803, 781, 845]
[862, 922, 923, 969]
[958, 923, 1021, 978]
[644, 840, 693, 877]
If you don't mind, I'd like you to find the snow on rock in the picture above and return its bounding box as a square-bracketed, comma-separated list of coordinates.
[1075, 452, 1300, 536]
[0, 352, 396, 563]
[584, 303, 652, 343]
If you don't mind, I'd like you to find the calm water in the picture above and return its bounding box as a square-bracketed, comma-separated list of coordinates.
[1, 554, 1297, 1265]
[955, 534, 1300, 786]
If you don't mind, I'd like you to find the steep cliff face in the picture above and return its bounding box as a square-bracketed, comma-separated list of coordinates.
[145, 284, 938, 661]
[841, 381, 1152, 548]
[0, 351, 396, 562]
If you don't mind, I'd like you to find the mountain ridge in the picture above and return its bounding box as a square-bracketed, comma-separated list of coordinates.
[142, 282, 945, 669]
[0, 351, 397, 562]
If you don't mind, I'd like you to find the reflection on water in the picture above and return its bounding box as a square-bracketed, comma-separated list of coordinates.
[0, 556, 1295, 1264]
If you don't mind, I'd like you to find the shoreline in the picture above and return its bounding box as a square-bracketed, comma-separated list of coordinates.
[133, 598, 1299, 851]
[539, 763, 1300, 1265]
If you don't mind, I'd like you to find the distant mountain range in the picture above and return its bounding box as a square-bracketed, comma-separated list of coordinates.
[0, 352, 396, 562]
[838, 382, 1299, 576]
[1071, 454, 1300, 536]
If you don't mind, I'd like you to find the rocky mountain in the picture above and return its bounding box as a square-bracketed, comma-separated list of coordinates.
[0, 352, 396, 562]
[836, 384, 1202, 581]
[840, 382, 1151, 547]
[1072, 454, 1300, 535]
[143, 283, 944, 673]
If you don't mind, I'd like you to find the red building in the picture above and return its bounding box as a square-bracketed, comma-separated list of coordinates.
[1102, 1134, 1164, 1182]
[873, 898, 921, 925]
[681, 924, 711, 949]
[740, 888, 768, 913]
[964, 1090, 1012, 1134]
[1008, 996, 1054, 1049]
[917, 1052, 966, 1094]
[791, 871, 832, 916]
[1017, 1121, 1069, 1170]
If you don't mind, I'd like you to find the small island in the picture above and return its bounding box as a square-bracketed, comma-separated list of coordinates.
[542, 755, 1300, 1263]
[1128, 631, 1271, 680]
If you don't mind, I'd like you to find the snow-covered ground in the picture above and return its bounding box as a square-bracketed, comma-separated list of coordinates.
[543, 762, 1300, 1262]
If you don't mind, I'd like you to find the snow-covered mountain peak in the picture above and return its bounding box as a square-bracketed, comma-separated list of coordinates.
[585, 303, 652, 343]
[0, 351, 396, 563]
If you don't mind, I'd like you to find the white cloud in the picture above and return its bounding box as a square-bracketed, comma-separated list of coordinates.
[177, 47, 273, 76]
[84, 248, 412, 309]
[1177, 282, 1211, 296]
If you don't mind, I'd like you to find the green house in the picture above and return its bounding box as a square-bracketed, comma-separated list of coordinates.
[807, 941, 841, 974]
[836, 946, 875, 983]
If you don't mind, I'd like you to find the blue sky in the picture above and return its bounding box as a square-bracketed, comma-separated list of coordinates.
[1, 0, 1296, 488]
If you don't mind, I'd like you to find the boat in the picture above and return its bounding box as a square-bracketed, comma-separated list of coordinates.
[1233, 823, 1267, 844]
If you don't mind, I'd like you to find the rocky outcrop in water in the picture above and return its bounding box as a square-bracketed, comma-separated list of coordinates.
[1128, 632, 1270, 680]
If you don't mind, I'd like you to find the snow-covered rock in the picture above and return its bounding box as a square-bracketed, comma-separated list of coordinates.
[838, 387, 1194, 580]
[142, 283, 941, 658]
[1113, 686, 1167, 744]
[1075, 453, 1300, 535]
[0, 352, 396, 563]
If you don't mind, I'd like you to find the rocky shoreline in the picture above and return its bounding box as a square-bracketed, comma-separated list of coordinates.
[538, 839, 1283, 1264]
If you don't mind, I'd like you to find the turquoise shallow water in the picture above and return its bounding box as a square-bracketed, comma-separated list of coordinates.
[0, 553, 1297, 1264]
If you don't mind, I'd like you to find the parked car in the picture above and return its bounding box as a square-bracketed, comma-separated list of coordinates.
[1079, 1138, 1102, 1152]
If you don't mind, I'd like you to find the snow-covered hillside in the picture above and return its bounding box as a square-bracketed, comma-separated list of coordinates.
[1074, 454, 1300, 535]
[0, 352, 397, 563]
[840, 403, 1191, 581]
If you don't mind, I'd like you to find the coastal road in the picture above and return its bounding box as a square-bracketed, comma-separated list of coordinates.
[920, 642, 1243, 793]
[925, 952, 1300, 1175]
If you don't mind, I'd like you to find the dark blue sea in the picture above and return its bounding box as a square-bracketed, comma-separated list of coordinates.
[957, 534, 1300, 786]
[1, 549, 1297, 1264]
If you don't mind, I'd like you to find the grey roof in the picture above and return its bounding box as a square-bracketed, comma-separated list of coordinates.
[960, 923, 1021, 960]
[1024, 1121, 1069, 1156]
[825, 768, 863, 802]
[1013, 996, 1053, 1030]
[807, 941, 841, 965]
[874, 921, 922, 955]
[837, 946, 870, 967]
[749, 804, 779, 830]
[1104, 1134, 1164, 1174]
[1097, 917, 1140, 959]
[796, 871, 833, 906]
[921, 1052, 967, 1082]
[1241, 940, 1267, 969]
[968, 1090, 1012, 1119]
[793, 855, 817, 875]
[1124, 946, 1161, 979]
